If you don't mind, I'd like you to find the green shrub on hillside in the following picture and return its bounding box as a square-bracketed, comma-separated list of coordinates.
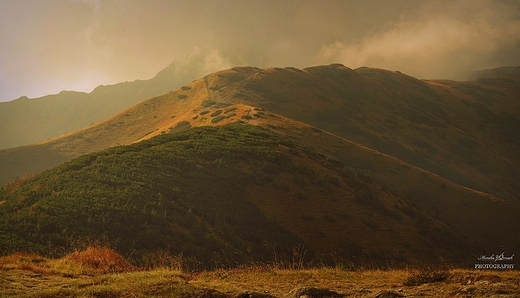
[0, 124, 303, 269]
[201, 100, 216, 108]
[211, 116, 226, 123]
[0, 122, 462, 269]
[224, 107, 237, 113]
[211, 110, 223, 117]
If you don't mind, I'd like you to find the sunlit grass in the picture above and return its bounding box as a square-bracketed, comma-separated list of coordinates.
[1, 250, 518, 297]
[0, 249, 187, 297]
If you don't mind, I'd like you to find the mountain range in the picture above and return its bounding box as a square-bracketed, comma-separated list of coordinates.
[0, 59, 215, 150]
[0, 63, 519, 268]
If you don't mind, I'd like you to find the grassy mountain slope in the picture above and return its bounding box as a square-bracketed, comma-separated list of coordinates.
[268, 123, 520, 254]
[1, 64, 519, 266]
[200, 65, 520, 205]
[3, 64, 519, 203]
[0, 73, 247, 184]
[0, 124, 477, 268]
[0, 59, 204, 150]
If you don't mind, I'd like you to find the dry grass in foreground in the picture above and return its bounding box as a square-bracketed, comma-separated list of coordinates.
[0, 247, 518, 297]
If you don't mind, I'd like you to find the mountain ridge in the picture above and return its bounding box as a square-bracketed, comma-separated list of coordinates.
[0, 64, 519, 267]
[2, 64, 519, 202]
[0, 59, 216, 150]
[204, 65, 520, 203]
[470, 65, 520, 81]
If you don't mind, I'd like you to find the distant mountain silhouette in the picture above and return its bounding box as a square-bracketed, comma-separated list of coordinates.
[0, 59, 211, 150]
[471, 65, 520, 81]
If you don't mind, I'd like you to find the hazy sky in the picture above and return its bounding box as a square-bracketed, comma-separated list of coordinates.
[1, 0, 519, 102]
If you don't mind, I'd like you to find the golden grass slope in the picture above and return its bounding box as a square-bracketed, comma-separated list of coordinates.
[0, 64, 519, 261]
[2, 64, 519, 205]
[266, 122, 520, 254]
[208, 65, 520, 204]
[0, 70, 263, 184]
[1, 249, 519, 298]
[0, 59, 206, 150]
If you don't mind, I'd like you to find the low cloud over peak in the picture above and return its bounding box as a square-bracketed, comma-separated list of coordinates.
[317, 0, 520, 79]
[1, 0, 519, 101]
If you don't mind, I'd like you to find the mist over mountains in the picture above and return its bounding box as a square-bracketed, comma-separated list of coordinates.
[2, 0, 520, 103]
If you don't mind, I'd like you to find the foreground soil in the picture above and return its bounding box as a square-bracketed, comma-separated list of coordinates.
[1, 252, 519, 298]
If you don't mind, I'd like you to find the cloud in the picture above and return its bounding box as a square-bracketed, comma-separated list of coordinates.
[317, 0, 520, 79]
[1, 0, 519, 102]
[70, 0, 100, 12]
[179, 47, 233, 78]
[200, 49, 232, 74]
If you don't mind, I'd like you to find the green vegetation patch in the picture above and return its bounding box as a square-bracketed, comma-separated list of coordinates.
[211, 115, 226, 123]
[224, 107, 237, 114]
[201, 100, 216, 108]
[0, 124, 302, 269]
[210, 110, 223, 117]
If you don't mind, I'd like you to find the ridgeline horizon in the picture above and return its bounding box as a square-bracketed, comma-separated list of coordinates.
[1, 63, 519, 269]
